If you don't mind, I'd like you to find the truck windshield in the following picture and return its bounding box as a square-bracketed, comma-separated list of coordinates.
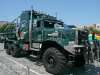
[44, 20, 63, 29]
[44, 21, 54, 28]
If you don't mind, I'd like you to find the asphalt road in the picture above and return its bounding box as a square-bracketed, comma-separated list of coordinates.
[0, 43, 100, 75]
[0, 43, 51, 75]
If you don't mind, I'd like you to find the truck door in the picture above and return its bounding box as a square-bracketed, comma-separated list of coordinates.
[29, 19, 42, 49]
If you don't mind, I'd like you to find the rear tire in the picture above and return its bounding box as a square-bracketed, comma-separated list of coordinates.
[43, 47, 66, 75]
[5, 43, 11, 55]
[6, 49, 11, 55]
[10, 45, 21, 57]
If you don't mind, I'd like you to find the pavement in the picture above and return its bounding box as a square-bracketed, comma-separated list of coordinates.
[0, 43, 100, 75]
[0, 43, 51, 75]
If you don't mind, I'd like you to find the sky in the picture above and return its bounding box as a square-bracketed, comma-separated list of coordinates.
[0, 0, 99, 25]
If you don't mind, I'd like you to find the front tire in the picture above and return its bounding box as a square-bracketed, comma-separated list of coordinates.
[43, 47, 66, 75]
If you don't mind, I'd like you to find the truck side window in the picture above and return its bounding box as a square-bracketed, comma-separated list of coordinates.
[21, 20, 27, 29]
[33, 19, 37, 28]
[32, 20, 41, 28]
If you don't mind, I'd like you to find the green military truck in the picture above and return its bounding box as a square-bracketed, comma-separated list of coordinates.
[2, 9, 89, 74]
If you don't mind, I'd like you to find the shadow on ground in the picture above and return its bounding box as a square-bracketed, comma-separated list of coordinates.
[25, 55, 100, 75]
[25, 55, 43, 66]
[22, 55, 100, 75]
[59, 65, 100, 75]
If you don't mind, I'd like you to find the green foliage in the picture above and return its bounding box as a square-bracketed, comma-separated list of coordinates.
[92, 29, 100, 34]
[0, 23, 16, 33]
[0, 24, 8, 33]
[88, 27, 100, 34]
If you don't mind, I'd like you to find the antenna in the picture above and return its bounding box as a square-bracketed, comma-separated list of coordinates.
[31, 5, 34, 11]
[55, 12, 58, 19]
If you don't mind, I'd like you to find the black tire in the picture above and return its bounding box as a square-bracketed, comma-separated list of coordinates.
[10, 45, 20, 57]
[6, 49, 11, 55]
[5, 43, 11, 55]
[42, 47, 66, 75]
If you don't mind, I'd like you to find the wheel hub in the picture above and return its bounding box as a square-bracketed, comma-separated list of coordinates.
[47, 56, 56, 67]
